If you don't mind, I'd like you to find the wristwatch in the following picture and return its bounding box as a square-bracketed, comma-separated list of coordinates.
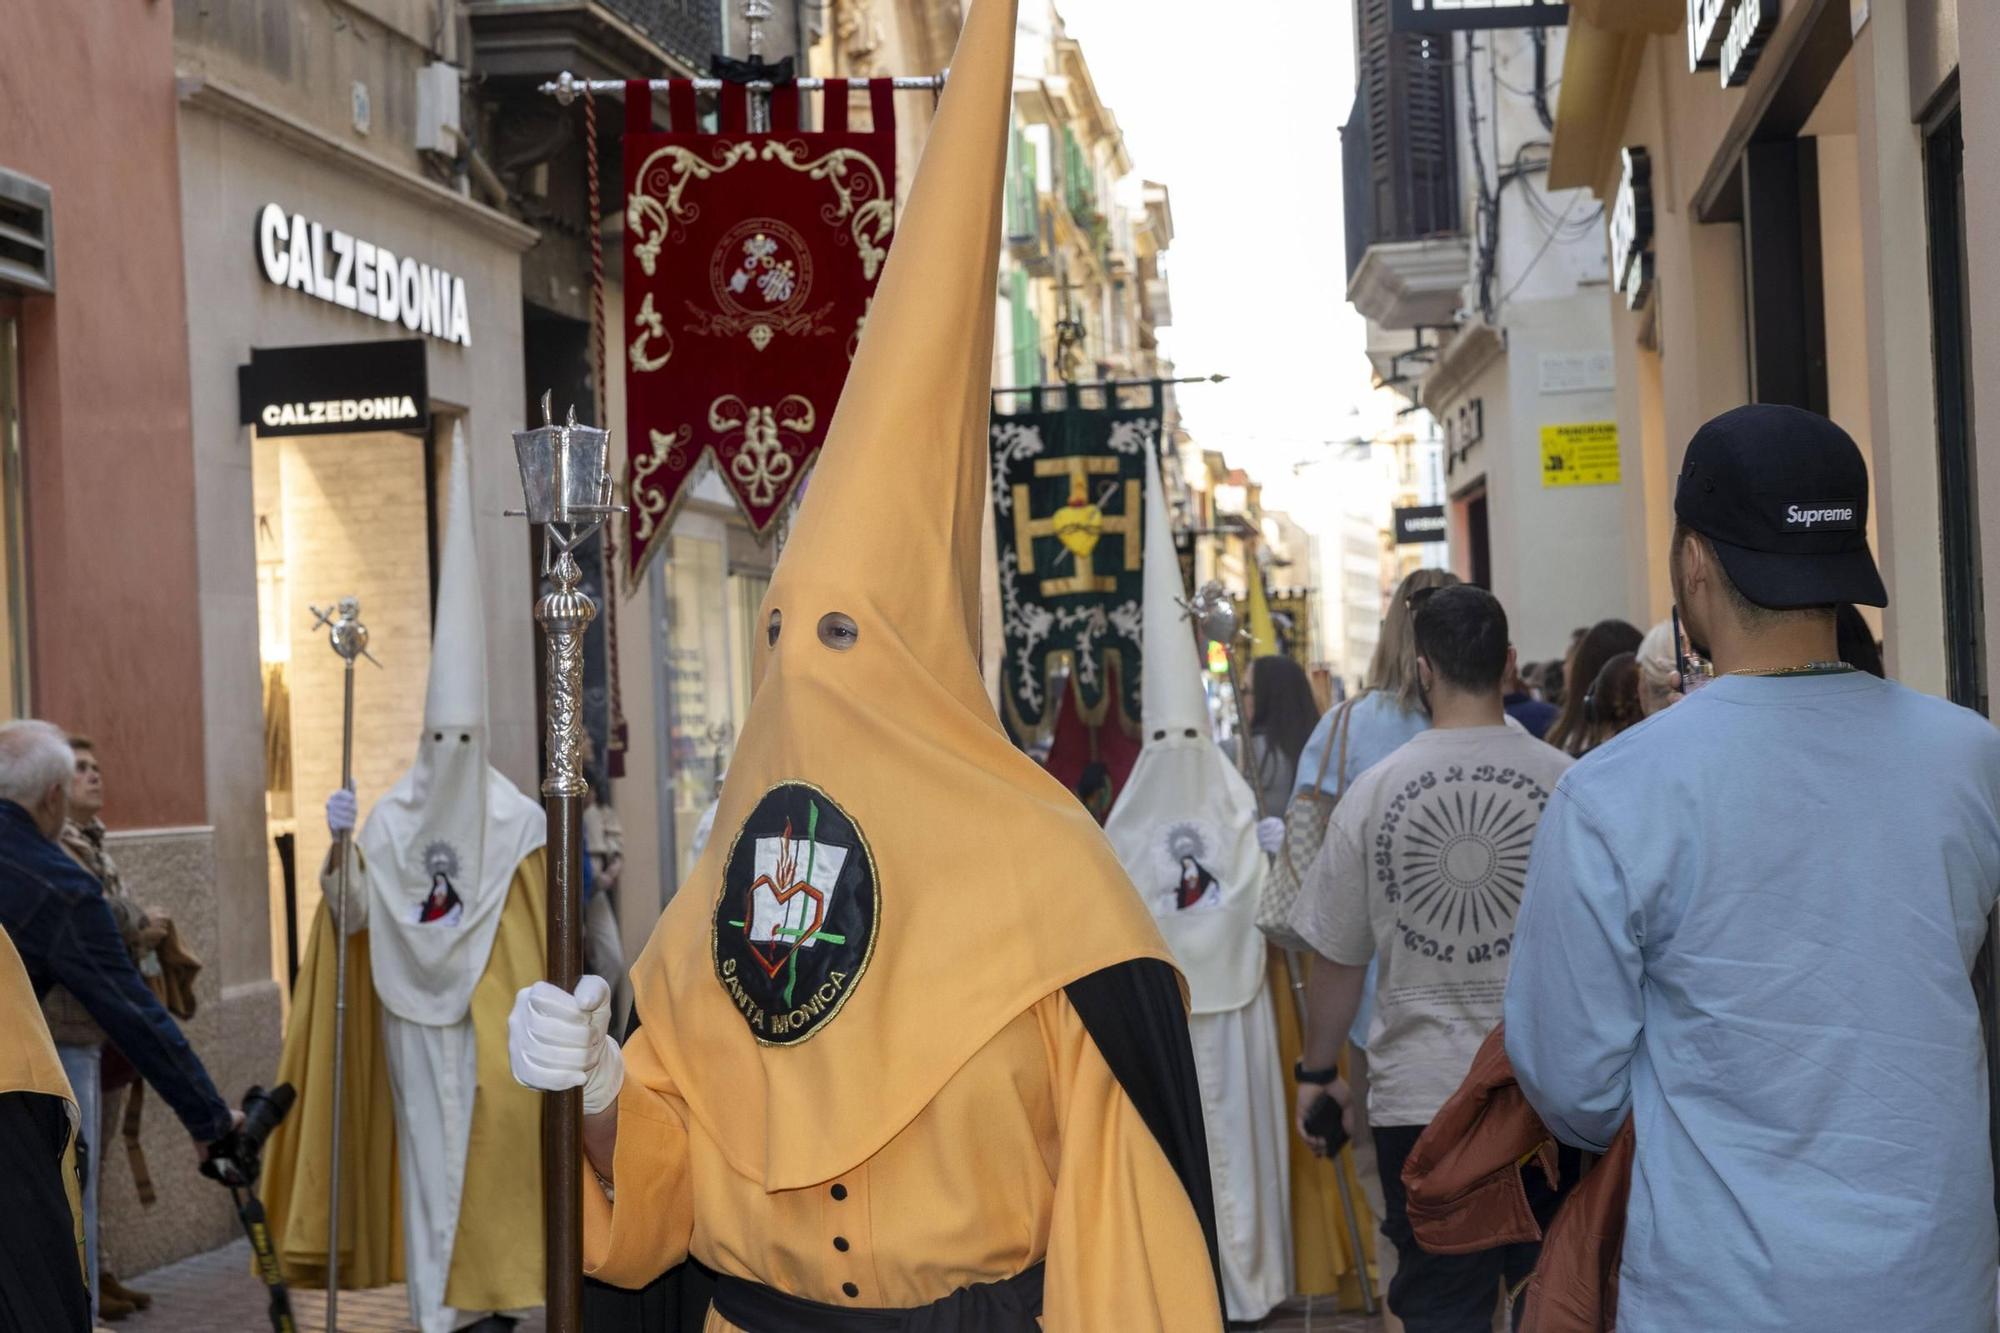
[1294, 1059, 1340, 1086]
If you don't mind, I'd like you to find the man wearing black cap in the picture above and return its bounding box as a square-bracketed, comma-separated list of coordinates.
[1504, 404, 2000, 1331]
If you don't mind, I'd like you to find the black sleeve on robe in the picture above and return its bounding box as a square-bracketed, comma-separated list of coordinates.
[1063, 956, 1225, 1312]
[0, 1090, 89, 1333]
[584, 960, 1224, 1331]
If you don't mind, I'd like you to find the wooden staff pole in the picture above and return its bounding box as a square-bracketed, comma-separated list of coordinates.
[536, 548, 594, 1333]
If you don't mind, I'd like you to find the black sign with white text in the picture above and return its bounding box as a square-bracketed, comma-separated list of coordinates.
[1392, 0, 1567, 32]
[239, 339, 429, 438]
[1609, 147, 1655, 311]
[1721, 0, 1779, 86]
[1394, 505, 1450, 545]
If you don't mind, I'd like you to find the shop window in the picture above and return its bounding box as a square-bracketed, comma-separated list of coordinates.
[664, 533, 735, 886]
[727, 568, 770, 733]
[255, 424, 434, 991]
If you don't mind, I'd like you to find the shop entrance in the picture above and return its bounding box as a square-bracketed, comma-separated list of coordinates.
[254, 426, 438, 991]
[1454, 486, 1491, 591]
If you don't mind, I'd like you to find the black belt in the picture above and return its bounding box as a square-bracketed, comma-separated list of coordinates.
[709, 1263, 1044, 1332]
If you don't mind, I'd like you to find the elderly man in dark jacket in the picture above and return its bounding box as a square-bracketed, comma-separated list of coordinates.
[0, 720, 236, 1323]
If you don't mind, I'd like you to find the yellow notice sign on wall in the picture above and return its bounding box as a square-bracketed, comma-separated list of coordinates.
[1540, 421, 1622, 487]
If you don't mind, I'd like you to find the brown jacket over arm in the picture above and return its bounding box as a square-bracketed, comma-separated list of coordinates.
[1400, 1023, 1635, 1333]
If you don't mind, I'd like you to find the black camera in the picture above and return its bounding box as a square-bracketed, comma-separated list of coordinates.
[200, 1083, 296, 1189]
[199, 1084, 302, 1330]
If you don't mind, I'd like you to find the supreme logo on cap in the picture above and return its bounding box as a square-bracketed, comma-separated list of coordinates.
[1780, 501, 1861, 532]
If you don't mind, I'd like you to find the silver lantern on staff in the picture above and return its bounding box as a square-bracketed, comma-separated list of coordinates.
[508, 391, 620, 1333]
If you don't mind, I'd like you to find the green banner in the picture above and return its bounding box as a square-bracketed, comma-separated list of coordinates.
[990, 383, 1162, 738]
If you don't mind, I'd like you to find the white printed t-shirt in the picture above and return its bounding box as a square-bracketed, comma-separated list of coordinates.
[1293, 724, 1571, 1126]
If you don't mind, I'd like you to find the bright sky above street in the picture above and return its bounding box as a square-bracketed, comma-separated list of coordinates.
[1048, 0, 1389, 490]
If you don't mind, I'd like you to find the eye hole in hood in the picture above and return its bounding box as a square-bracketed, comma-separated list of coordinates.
[818, 612, 860, 652]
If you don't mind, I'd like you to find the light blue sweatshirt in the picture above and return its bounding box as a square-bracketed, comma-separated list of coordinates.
[1506, 671, 2000, 1332]
[1295, 690, 1432, 1050]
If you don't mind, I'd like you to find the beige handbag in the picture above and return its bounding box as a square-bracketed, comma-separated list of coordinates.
[1257, 694, 1359, 949]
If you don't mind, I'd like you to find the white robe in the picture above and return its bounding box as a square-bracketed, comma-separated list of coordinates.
[1103, 751, 1294, 1321]
[330, 852, 531, 1333]
[382, 1011, 481, 1333]
[1107, 455, 1294, 1318]
[1192, 983, 1294, 1321]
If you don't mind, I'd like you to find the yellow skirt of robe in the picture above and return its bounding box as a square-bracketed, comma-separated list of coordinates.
[1269, 949, 1379, 1309]
[260, 855, 547, 1312]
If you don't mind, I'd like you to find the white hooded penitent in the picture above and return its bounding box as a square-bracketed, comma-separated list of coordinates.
[1104, 453, 1268, 1015]
[1103, 450, 1294, 1321]
[357, 421, 545, 1026]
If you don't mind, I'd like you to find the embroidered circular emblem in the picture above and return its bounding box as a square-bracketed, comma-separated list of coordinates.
[713, 781, 879, 1045]
[710, 219, 815, 321]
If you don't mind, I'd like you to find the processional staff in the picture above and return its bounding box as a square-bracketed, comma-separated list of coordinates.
[509, 392, 622, 1333]
[307, 595, 378, 1333]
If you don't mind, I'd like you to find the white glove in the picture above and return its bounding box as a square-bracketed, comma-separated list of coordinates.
[1256, 817, 1285, 855]
[326, 788, 358, 836]
[509, 975, 624, 1116]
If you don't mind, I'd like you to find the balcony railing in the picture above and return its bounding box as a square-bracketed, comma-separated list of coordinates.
[600, 0, 721, 66]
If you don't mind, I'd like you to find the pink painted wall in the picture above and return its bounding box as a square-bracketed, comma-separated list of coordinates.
[0, 0, 206, 827]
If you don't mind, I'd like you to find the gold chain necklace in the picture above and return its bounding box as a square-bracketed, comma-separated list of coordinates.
[1722, 661, 1857, 678]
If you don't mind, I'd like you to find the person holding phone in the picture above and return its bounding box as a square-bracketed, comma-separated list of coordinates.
[1506, 405, 2000, 1332]
[1290, 586, 1572, 1332]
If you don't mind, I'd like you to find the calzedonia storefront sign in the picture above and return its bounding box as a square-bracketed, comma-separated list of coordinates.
[1391, 0, 1566, 32]
[1687, 0, 1780, 86]
[256, 203, 472, 347]
[239, 339, 430, 438]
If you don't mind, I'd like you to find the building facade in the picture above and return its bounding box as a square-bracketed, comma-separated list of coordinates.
[1345, 8, 1631, 662]
[0, 0, 266, 1274]
[1549, 0, 1979, 705]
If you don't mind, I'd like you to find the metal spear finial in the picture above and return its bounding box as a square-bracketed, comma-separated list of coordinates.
[309, 597, 381, 668]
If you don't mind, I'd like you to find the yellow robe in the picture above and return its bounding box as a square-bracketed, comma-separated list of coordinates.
[0, 924, 83, 1273]
[260, 853, 546, 1310]
[1268, 952, 1379, 1307]
[589, 982, 1220, 1331]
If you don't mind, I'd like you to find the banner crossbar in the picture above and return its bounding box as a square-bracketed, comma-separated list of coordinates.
[546, 71, 947, 103]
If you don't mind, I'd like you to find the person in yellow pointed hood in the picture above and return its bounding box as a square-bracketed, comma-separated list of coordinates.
[507, 0, 1224, 1327]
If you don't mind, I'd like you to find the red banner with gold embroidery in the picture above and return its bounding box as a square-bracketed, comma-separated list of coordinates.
[622, 79, 896, 574]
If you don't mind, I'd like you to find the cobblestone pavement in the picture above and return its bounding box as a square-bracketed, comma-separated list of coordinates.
[119, 1240, 1383, 1331]
[1253, 1296, 1386, 1331]
[116, 1239, 546, 1332]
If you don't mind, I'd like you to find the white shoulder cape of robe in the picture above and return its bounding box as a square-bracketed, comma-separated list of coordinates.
[358, 767, 546, 1025]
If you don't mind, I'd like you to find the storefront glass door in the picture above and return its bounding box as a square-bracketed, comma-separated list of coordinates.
[255, 426, 434, 989]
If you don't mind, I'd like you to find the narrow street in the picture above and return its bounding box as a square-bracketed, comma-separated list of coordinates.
[114, 1241, 1384, 1333]
[115, 1241, 546, 1333]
